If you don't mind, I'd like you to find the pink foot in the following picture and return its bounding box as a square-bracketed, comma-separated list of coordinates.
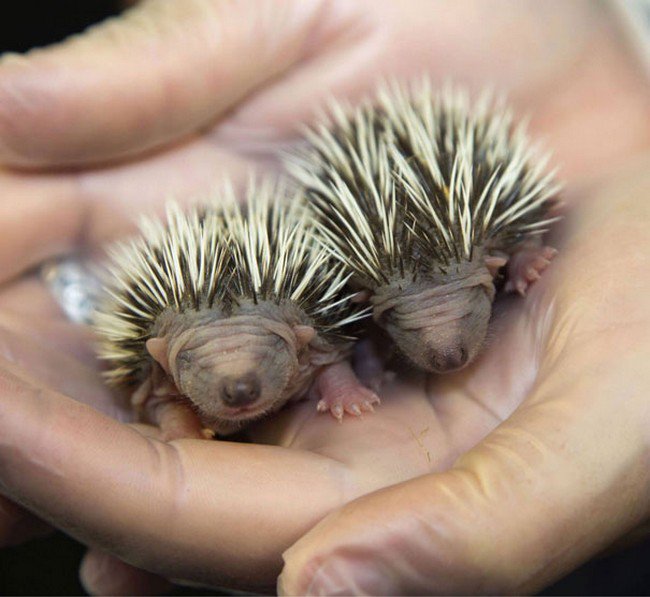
[505, 245, 557, 296]
[315, 361, 381, 422]
[133, 367, 212, 441]
[150, 398, 211, 442]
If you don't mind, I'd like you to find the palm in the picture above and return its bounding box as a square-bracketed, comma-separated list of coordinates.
[250, 292, 536, 475]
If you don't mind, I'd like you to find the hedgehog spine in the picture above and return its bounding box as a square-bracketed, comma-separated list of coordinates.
[287, 80, 561, 285]
[286, 79, 561, 374]
[94, 179, 368, 391]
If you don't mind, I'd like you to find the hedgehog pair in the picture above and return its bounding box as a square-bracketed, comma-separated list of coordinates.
[94, 82, 560, 439]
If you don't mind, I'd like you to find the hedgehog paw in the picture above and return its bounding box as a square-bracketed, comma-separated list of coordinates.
[505, 245, 557, 296]
[316, 388, 381, 422]
[142, 389, 209, 441]
[315, 361, 381, 422]
[157, 401, 208, 441]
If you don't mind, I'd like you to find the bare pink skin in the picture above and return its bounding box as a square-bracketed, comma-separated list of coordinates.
[132, 302, 374, 438]
[370, 242, 557, 374]
[505, 244, 559, 295]
[131, 363, 210, 441]
[313, 361, 381, 422]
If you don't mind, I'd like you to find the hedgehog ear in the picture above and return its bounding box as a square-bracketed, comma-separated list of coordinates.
[485, 255, 508, 277]
[146, 337, 171, 374]
[351, 290, 372, 303]
[293, 325, 316, 349]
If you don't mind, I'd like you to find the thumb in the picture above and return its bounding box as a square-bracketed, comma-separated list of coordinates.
[279, 334, 650, 595]
[0, 0, 327, 167]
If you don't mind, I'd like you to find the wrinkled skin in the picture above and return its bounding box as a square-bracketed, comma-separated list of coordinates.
[143, 306, 320, 436]
[374, 246, 556, 374]
[169, 319, 298, 430]
[139, 303, 370, 437]
[382, 285, 492, 372]
[372, 261, 496, 373]
[0, 1, 648, 595]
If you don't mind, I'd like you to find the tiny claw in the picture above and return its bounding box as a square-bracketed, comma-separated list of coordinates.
[367, 392, 381, 406]
[348, 404, 362, 417]
[533, 256, 550, 270]
[506, 244, 557, 296]
[361, 400, 376, 412]
[525, 267, 541, 281]
[201, 428, 216, 440]
[315, 361, 382, 422]
[331, 404, 344, 422]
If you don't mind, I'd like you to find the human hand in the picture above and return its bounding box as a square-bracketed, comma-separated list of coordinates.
[278, 158, 650, 594]
[0, 0, 648, 594]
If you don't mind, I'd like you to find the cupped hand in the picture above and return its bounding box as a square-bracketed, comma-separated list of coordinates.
[0, 0, 648, 594]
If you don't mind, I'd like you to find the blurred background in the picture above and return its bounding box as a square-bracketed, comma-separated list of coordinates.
[0, 1, 649, 595]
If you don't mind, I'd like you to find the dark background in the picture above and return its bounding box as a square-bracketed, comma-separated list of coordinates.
[1, 1, 649, 595]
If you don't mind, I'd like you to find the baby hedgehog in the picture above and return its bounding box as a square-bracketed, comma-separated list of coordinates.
[288, 81, 561, 374]
[93, 180, 376, 439]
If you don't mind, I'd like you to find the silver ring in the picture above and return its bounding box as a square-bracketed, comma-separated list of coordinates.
[41, 256, 102, 325]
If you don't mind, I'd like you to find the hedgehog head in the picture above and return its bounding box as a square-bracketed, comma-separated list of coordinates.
[372, 263, 495, 373]
[147, 312, 316, 430]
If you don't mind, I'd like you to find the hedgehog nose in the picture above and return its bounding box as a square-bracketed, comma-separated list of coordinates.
[432, 347, 468, 372]
[221, 374, 261, 407]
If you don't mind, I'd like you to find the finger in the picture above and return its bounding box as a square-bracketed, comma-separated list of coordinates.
[0, 138, 256, 283]
[279, 160, 650, 595]
[80, 548, 172, 596]
[0, 360, 350, 592]
[0, 0, 331, 167]
[127, 423, 164, 441]
[0, 316, 126, 419]
[0, 275, 100, 367]
[0, 172, 83, 282]
[0, 274, 78, 320]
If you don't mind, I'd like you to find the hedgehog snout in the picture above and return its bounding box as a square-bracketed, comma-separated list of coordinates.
[431, 347, 468, 372]
[221, 373, 261, 408]
[421, 289, 492, 373]
[386, 283, 493, 373]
